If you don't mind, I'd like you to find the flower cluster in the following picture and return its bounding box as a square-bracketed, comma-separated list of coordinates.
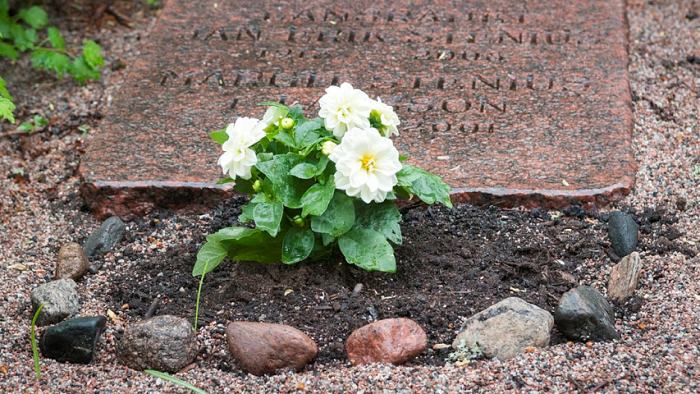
[199, 83, 451, 275]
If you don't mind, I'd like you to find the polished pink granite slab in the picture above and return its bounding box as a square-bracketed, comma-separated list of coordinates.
[79, 0, 635, 219]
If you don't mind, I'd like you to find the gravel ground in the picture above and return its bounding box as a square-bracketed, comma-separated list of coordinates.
[1, 0, 699, 393]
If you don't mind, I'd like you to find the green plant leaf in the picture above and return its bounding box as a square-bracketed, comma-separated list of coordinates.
[0, 97, 15, 123]
[47, 27, 65, 49]
[232, 178, 255, 194]
[82, 40, 104, 68]
[216, 177, 233, 185]
[281, 227, 315, 264]
[290, 163, 317, 179]
[353, 200, 403, 244]
[32, 49, 70, 78]
[209, 128, 227, 144]
[294, 118, 323, 147]
[8, 24, 35, 51]
[69, 57, 100, 84]
[396, 165, 453, 208]
[31, 302, 48, 379]
[33, 114, 48, 127]
[238, 202, 256, 223]
[0, 76, 11, 100]
[19, 6, 48, 29]
[300, 176, 334, 217]
[273, 130, 296, 148]
[311, 191, 355, 236]
[192, 236, 228, 276]
[209, 226, 284, 264]
[338, 227, 396, 272]
[18, 122, 33, 131]
[259, 101, 291, 112]
[144, 370, 209, 394]
[0, 42, 18, 60]
[255, 153, 307, 208]
[253, 199, 283, 236]
[287, 104, 304, 121]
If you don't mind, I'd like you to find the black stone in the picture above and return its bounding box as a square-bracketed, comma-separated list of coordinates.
[40, 316, 107, 364]
[563, 205, 585, 218]
[83, 216, 126, 258]
[554, 286, 620, 342]
[608, 211, 638, 257]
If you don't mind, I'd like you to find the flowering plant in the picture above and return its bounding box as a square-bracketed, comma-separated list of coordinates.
[193, 83, 452, 276]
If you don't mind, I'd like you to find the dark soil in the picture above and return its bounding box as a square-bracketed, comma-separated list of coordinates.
[105, 199, 694, 370]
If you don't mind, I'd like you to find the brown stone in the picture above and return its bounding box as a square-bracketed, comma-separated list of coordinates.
[225, 322, 317, 375]
[346, 318, 427, 365]
[608, 252, 642, 303]
[80, 0, 634, 219]
[55, 242, 90, 280]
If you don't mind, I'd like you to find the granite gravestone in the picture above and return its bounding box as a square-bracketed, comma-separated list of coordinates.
[80, 0, 635, 219]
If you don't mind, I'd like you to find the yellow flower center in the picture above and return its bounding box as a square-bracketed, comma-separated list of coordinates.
[360, 154, 376, 172]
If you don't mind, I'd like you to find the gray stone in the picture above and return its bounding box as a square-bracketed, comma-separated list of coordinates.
[608, 211, 638, 257]
[117, 315, 197, 373]
[31, 279, 80, 326]
[40, 316, 107, 364]
[83, 216, 126, 258]
[555, 285, 620, 342]
[608, 252, 643, 303]
[451, 297, 554, 360]
[55, 242, 90, 280]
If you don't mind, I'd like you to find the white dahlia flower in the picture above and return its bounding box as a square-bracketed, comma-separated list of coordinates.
[318, 82, 372, 139]
[217, 117, 266, 180]
[371, 97, 400, 137]
[329, 127, 402, 203]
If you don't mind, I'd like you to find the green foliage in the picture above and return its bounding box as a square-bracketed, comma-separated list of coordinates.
[0, 1, 104, 122]
[144, 370, 209, 394]
[195, 102, 453, 276]
[31, 302, 48, 379]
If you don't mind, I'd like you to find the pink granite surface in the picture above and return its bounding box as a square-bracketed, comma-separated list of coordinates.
[79, 0, 635, 219]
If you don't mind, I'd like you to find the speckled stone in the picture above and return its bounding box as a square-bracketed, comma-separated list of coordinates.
[79, 0, 634, 219]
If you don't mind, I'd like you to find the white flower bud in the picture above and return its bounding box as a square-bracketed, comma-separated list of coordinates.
[321, 141, 338, 156]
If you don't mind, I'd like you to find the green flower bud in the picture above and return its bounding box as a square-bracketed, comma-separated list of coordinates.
[252, 180, 262, 192]
[281, 117, 295, 129]
[293, 216, 305, 227]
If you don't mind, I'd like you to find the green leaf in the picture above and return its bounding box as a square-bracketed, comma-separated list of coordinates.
[210, 128, 227, 144]
[68, 57, 100, 84]
[33, 115, 48, 127]
[287, 104, 304, 121]
[82, 40, 104, 68]
[290, 163, 318, 179]
[144, 370, 209, 394]
[281, 227, 315, 264]
[294, 118, 324, 147]
[216, 177, 233, 185]
[253, 199, 283, 236]
[0, 97, 15, 123]
[0, 76, 12, 99]
[300, 176, 335, 217]
[8, 24, 35, 51]
[353, 200, 403, 244]
[396, 165, 453, 208]
[19, 6, 48, 29]
[0, 42, 18, 60]
[218, 227, 284, 263]
[31, 49, 70, 79]
[47, 27, 65, 49]
[18, 122, 33, 132]
[255, 153, 307, 208]
[321, 232, 335, 246]
[238, 202, 256, 223]
[338, 227, 396, 272]
[232, 178, 255, 194]
[32, 302, 48, 379]
[311, 191, 355, 236]
[273, 130, 296, 148]
[192, 236, 227, 276]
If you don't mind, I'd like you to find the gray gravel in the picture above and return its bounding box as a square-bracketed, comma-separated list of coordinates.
[1, 0, 699, 393]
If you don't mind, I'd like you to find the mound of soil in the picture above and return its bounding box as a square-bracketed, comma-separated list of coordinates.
[106, 200, 693, 368]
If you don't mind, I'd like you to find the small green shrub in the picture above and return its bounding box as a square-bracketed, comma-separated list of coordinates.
[0, 1, 104, 123]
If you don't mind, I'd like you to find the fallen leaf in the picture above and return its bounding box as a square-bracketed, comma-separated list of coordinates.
[454, 359, 469, 367]
[284, 289, 294, 296]
[0, 364, 7, 374]
[7, 264, 28, 270]
[107, 309, 118, 324]
[432, 343, 450, 350]
[525, 346, 536, 353]
[562, 179, 570, 186]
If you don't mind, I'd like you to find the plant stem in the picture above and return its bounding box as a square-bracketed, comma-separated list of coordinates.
[31, 302, 48, 379]
[35, 45, 78, 60]
[193, 259, 210, 332]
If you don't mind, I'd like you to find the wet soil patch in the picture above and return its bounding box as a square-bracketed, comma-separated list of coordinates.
[106, 201, 693, 368]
